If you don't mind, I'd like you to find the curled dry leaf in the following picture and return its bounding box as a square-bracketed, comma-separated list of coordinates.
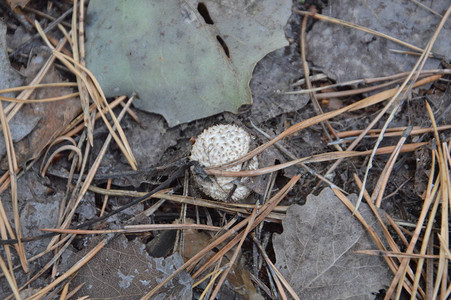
[273, 188, 392, 299]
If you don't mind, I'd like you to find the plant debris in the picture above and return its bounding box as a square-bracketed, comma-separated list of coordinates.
[306, 0, 451, 82]
[85, 0, 291, 126]
[273, 188, 392, 299]
[0, 1, 450, 299]
[66, 235, 192, 300]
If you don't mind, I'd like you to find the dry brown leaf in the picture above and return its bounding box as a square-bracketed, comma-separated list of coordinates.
[0, 52, 81, 169]
[182, 226, 261, 299]
[273, 188, 392, 299]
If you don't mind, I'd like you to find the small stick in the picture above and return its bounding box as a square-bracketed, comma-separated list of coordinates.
[9, 5, 75, 58]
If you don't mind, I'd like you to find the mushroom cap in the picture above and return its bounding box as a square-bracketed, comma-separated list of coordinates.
[190, 124, 258, 202]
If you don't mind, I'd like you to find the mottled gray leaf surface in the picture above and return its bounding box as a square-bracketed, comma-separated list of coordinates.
[86, 0, 291, 126]
[70, 235, 192, 299]
[0, 21, 22, 94]
[0, 20, 24, 159]
[306, 0, 451, 82]
[273, 188, 392, 300]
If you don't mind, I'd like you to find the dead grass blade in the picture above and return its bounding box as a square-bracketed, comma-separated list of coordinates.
[0, 198, 18, 288]
[40, 145, 83, 177]
[206, 143, 426, 177]
[71, 0, 93, 145]
[86, 185, 287, 219]
[40, 223, 222, 234]
[0, 83, 77, 95]
[0, 35, 72, 280]
[320, 75, 440, 192]
[59, 281, 69, 300]
[191, 175, 300, 278]
[39, 136, 78, 172]
[0, 36, 70, 195]
[335, 125, 451, 140]
[99, 178, 112, 217]
[354, 250, 443, 260]
[0, 93, 79, 103]
[54, 51, 137, 168]
[427, 107, 450, 299]
[198, 267, 224, 300]
[5, 35, 69, 127]
[250, 121, 344, 192]
[64, 283, 84, 300]
[61, 95, 127, 138]
[4, 236, 76, 300]
[285, 69, 451, 97]
[409, 151, 438, 299]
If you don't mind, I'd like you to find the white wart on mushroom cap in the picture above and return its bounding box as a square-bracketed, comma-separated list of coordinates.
[190, 124, 258, 202]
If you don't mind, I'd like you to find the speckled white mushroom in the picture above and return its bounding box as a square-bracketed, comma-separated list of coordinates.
[190, 124, 258, 202]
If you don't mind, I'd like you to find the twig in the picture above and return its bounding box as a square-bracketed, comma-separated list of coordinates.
[9, 5, 75, 58]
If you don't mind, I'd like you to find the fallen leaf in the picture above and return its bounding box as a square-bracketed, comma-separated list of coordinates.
[273, 188, 392, 299]
[306, 0, 451, 82]
[0, 171, 64, 296]
[249, 47, 309, 124]
[69, 235, 193, 299]
[182, 224, 262, 299]
[0, 51, 81, 169]
[146, 219, 262, 299]
[0, 20, 23, 160]
[0, 21, 22, 92]
[85, 0, 291, 126]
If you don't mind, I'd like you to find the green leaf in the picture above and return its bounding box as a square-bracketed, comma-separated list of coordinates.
[85, 0, 291, 126]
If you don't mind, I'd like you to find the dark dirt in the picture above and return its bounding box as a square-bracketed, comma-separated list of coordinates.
[0, 0, 450, 299]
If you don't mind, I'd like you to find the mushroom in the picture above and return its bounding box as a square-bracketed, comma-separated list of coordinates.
[190, 124, 258, 202]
